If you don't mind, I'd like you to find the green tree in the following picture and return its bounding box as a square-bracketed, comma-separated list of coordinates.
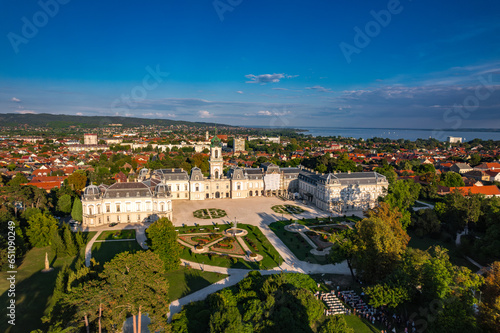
[57, 194, 73, 215]
[66, 171, 87, 194]
[374, 164, 397, 186]
[440, 172, 465, 187]
[329, 229, 356, 278]
[364, 283, 410, 309]
[479, 261, 500, 333]
[100, 251, 170, 333]
[412, 209, 441, 236]
[384, 179, 421, 229]
[146, 217, 182, 271]
[26, 212, 59, 247]
[63, 224, 78, 256]
[352, 217, 409, 283]
[8, 172, 28, 187]
[71, 197, 83, 222]
[318, 315, 353, 333]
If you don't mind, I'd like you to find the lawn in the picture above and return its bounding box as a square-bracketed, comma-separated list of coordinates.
[164, 267, 227, 301]
[91, 240, 143, 264]
[0, 245, 86, 333]
[82, 231, 97, 244]
[176, 224, 231, 234]
[269, 220, 330, 264]
[97, 229, 136, 240]
[407, 230, 477, 271]
[344, 314, 381, 333]
[179, 224, 283, 270]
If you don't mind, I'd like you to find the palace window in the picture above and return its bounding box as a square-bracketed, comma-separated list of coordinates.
[106, 204, 110, 213]
[116, 204, 120, 212]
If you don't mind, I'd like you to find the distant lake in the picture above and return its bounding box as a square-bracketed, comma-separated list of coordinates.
[297, 127, 500, 142]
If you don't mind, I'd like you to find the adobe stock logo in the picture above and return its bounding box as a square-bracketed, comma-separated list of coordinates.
[213, 0, 243, 22]
[110, 65, 169, 114]
[339, 0, 409, 64]
[7, 0, 71, 54]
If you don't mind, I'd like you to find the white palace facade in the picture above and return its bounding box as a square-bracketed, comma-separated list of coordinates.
[81, 135, 388, 226]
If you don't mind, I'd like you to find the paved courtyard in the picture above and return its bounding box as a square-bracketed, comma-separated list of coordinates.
[173, 196, 332, 227]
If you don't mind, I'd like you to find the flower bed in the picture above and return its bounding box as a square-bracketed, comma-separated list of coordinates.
[271, 204, 305, 214]
[208, 208, 227, 218]
[212, 238, 246, 255]
[244, 236, 259, 252]
[193, 208, 227, 219]
[193, 209, 211, 219]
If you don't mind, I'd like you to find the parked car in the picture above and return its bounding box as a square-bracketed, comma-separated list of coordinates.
[109, 222, 118, 227]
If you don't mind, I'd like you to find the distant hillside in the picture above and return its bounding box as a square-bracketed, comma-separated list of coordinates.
[0, 113, 233, 129]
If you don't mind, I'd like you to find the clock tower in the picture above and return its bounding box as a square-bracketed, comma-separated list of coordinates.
[209, 129, 223, 179]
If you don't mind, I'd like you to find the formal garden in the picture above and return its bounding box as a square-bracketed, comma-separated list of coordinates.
[270, 216, 361, 264]
[193, 208, 227, 219]
[176, 223, 283, 269]
[271, 204, 305, 214]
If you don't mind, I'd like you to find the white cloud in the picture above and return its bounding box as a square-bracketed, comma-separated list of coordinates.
[236, 91, 244, 94]
[306, 85, 333, 93]
[198, 110, 214, 118]
[15, 110, 36, 114]
[245, 73, 297, 84]
[252, 110, 291, 117]
[76, 112, 83, 115]
[11, 97, 21, 102]
[272, 87, 289, 91]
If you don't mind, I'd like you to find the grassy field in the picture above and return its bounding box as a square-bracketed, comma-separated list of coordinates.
[164, 267, 227, 301]
[179, 223, 283, 269]
[407, 230, 477, 271]
[91, 240, 143, 264]
[97, 229, 136, 240]
[0, 231, 96, 333]
[344, 314, 381, 333]
[269, 220, 330, 264]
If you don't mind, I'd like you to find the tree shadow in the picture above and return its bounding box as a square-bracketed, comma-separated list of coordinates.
[0, 261, 64, 332]
[181, 269, 211, 298]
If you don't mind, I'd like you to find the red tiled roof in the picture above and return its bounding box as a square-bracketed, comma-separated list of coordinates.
[449, 185, 500, 196]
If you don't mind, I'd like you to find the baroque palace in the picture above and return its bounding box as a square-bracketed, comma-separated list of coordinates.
[81, 135, 388, 226]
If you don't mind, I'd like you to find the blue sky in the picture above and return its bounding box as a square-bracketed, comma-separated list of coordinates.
[1, 0, 499, 128]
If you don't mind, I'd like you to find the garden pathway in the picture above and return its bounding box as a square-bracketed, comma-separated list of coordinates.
[85, 230, 102, 267]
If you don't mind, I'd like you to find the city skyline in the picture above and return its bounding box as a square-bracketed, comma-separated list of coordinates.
[1, 0, 499, 129]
